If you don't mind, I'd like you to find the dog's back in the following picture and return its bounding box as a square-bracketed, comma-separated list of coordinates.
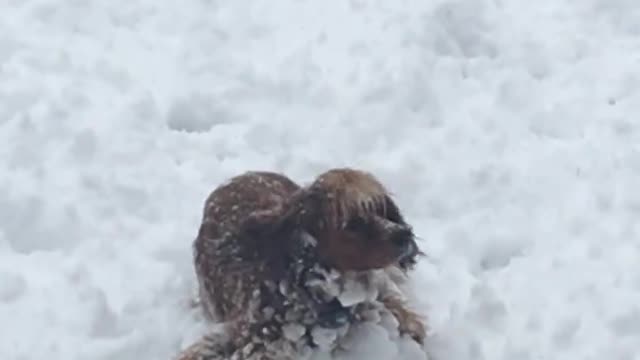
[193, 171, 300, 322]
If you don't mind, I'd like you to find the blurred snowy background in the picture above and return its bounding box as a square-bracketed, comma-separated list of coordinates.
[2, 0, 640, 359]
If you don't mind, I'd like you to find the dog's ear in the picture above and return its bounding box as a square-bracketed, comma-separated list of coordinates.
[274, 188, 324, 231]
[242, 207, 286, 237]
[239, 188, 322, 238]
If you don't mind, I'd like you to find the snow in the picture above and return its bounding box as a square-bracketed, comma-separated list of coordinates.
[2, 0, 640, 359]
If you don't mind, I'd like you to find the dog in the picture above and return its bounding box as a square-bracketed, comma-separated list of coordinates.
[175, 168, 426, 359]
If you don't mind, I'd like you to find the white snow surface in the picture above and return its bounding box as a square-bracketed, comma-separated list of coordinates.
[2, 0, 640, 359]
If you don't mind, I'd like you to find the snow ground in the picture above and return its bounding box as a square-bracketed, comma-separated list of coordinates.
[2, 0, 640, 359]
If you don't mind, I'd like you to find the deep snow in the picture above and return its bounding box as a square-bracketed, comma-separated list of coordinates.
[2, 0, 640, 359]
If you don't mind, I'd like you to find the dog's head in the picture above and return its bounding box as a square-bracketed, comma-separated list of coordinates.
[248, 168, 420, 273]
[304, 168, 419, 272]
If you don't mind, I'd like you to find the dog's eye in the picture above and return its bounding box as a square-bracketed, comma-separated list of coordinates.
[344, 216, 368, 233]
[383, 196, 403, 223]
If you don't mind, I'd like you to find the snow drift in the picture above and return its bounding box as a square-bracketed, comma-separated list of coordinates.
[2, 0, 640, 359]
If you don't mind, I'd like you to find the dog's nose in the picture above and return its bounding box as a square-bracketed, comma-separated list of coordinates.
[390, 227, 413, 250]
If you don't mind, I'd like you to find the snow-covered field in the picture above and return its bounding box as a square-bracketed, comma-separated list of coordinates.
[2, 0, 640, 359]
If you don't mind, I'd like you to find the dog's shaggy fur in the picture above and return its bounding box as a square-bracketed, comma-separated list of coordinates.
[175, 168, 426, 360]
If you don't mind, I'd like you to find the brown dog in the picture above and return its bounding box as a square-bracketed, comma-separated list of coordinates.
[176, 168, 426, 359]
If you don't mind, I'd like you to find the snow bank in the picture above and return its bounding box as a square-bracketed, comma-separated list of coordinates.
[2, 0, 640, 359]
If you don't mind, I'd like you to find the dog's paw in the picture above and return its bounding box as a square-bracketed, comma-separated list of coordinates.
[397, 313, 426, 345]
[381, 296, 427, 345]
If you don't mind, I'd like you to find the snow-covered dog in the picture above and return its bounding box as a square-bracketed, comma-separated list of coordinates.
[175, 168, 426, 359]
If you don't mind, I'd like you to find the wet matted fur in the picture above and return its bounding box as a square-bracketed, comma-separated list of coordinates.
[175, 168, 426, 359]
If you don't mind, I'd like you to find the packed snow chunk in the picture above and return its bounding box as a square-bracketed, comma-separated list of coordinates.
[378, 307, 401, 339]
[335, 271, 381, 307]
[396, 336, 430, 360]
[333, 323, 398, 360]
[282, 323, 307, 342]
[306, 268, 395, 309]
[310, 325, 345, 351]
